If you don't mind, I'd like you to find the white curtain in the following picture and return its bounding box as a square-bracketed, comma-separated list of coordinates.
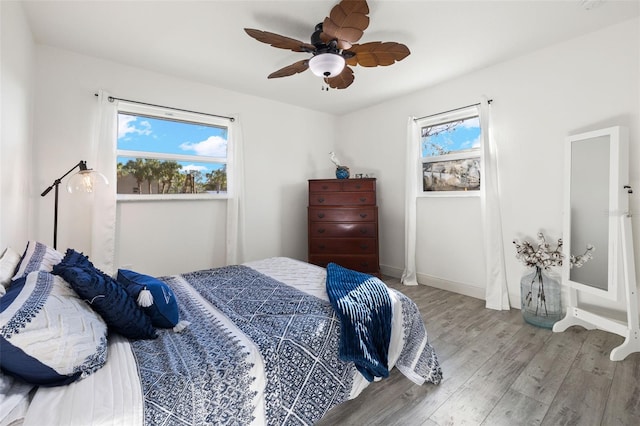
[401, 117, 420, 286]
[479, 98, 510, 310]
[91, 91, 118, 275]
[90, 93, 244, 272]
[225, 115, 245, 265]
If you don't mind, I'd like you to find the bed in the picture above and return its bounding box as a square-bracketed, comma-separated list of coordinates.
[1, 242, 442, 425]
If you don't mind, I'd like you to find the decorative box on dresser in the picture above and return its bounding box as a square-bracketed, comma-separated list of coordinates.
[307, 178, 380, 275]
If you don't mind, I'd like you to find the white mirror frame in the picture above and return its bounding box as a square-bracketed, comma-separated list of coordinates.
[553, 126, 639, 361]
[563, 127, 624, 299]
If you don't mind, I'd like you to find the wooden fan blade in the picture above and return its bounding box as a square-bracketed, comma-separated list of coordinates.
[345, 41, 410, 67]
[321, 0, 370, 49]
[268, 59, 310, 79]
[244, 28, 316, 53]
[324, 66, 355, 89]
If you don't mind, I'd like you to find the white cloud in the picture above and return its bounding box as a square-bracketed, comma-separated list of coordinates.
[182, 164, 208, 172]
[462, 117, 480, 128]
[457, 134, 482, 150]
[179, 136, 227, 157]
[118, 115, 152, 139]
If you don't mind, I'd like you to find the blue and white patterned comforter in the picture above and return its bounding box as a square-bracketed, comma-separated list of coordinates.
[20, 258, 441, 426]
[133, 265, 356, 425]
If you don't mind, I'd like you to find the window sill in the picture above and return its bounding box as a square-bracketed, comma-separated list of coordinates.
[117, 193, 228, 202]
[418, 191, 481, 198]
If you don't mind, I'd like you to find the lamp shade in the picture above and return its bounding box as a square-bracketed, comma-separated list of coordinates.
[308, 53, 345, 78]
[66, 169, 108, 194]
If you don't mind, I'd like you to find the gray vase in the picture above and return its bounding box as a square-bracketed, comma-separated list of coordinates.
[520, 266, 562, 329]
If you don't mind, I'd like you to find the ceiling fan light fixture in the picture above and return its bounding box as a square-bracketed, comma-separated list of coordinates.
[308, 53, 345, 78]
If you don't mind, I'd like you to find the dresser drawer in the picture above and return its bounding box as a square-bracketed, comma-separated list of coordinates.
[309, 180, 342, 192]
[340, 179, 375, 192]
[310, 238, 377, 254]
[309, 179, 375, 193]
[308, 207, 377, 222]
[309, 191, 376, 206]
[309, 222, 377, 238]
[308, 254, 379, 273]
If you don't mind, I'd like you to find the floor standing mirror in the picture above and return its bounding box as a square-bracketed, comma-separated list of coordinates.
[553, 126, 639, 361]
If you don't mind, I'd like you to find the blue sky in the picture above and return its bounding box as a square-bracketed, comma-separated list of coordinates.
[117, 113, 227, 173]
[422, 117, 481, 157]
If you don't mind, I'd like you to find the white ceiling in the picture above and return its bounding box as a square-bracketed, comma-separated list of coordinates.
[21, 0, 640, 115]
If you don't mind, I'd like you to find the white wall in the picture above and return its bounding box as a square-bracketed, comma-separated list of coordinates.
[9, 5, 639, 303]
[336, 18, 640, 306]
[0, 1, 35, 251]
[32, 46, 336, 276]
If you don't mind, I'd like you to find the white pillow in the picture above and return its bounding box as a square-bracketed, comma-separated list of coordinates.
[0, 271, 108, 386]
[11, 241, 63, 281]
[0, 247, 22, 294]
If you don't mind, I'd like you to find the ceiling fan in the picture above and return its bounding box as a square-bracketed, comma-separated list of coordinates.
[244, 0, 410, 90]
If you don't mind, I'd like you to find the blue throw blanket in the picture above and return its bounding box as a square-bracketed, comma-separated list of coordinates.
[325, 263, 392, 382]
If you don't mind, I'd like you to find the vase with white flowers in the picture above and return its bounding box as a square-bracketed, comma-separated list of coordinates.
[513, 232, 594, 329]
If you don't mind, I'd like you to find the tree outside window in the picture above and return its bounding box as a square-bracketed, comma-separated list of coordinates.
[116, 103, 230, 198]
[418, 107, 482, 192]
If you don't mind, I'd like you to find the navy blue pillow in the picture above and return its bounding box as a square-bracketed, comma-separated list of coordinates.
[117, 269, 180, 329]
[58, 248, 92, 269]
[53, 264, 156, 340]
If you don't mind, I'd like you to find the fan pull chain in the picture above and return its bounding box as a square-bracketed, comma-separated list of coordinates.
[321, 83, 330, 91]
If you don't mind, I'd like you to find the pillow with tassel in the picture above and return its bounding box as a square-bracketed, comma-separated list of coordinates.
[53, 249, 157, 340]
[117, 269, 188, 332]
[52, 264, 157, 340]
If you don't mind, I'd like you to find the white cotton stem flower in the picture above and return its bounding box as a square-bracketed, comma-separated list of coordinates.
[513, 233, 594, 269]
[570, 244, 595, 269]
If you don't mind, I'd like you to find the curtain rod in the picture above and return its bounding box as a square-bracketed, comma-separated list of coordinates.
[414, 99, 492, 122]
[94, 93, 235, 122]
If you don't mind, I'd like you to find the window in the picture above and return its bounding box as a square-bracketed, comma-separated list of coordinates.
[116, 102, 231, 199]
[418, 105, 482, 193]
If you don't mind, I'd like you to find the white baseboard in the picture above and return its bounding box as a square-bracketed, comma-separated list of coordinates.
[417, 273, 485, 300]
[380, 264, 403, 278]
[380, 263, 485, 301]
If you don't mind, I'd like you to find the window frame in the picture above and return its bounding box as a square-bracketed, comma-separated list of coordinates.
[417, 105, 482, 198]
[115, 101, 232, 201]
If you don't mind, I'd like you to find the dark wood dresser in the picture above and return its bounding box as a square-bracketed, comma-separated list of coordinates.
[307, 178, 380, 275]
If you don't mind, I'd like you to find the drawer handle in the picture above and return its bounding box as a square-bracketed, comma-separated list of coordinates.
[360, 244, 369, 250]
[355, 184, 361, 189]
[318, 244, 326, 250]
[317, 213, 325, 218]
[360, 228, 368, 234]
[359, 197, 367, 202]
[359, 213, 368, 218]
[317, 197, 325, 203]
[318, 228, 325, 234]
[322, 185, 329, 190]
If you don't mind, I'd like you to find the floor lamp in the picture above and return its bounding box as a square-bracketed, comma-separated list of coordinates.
[40, 160, 108, 250]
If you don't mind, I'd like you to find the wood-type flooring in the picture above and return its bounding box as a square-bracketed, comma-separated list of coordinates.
[316, 277, 640, 426]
